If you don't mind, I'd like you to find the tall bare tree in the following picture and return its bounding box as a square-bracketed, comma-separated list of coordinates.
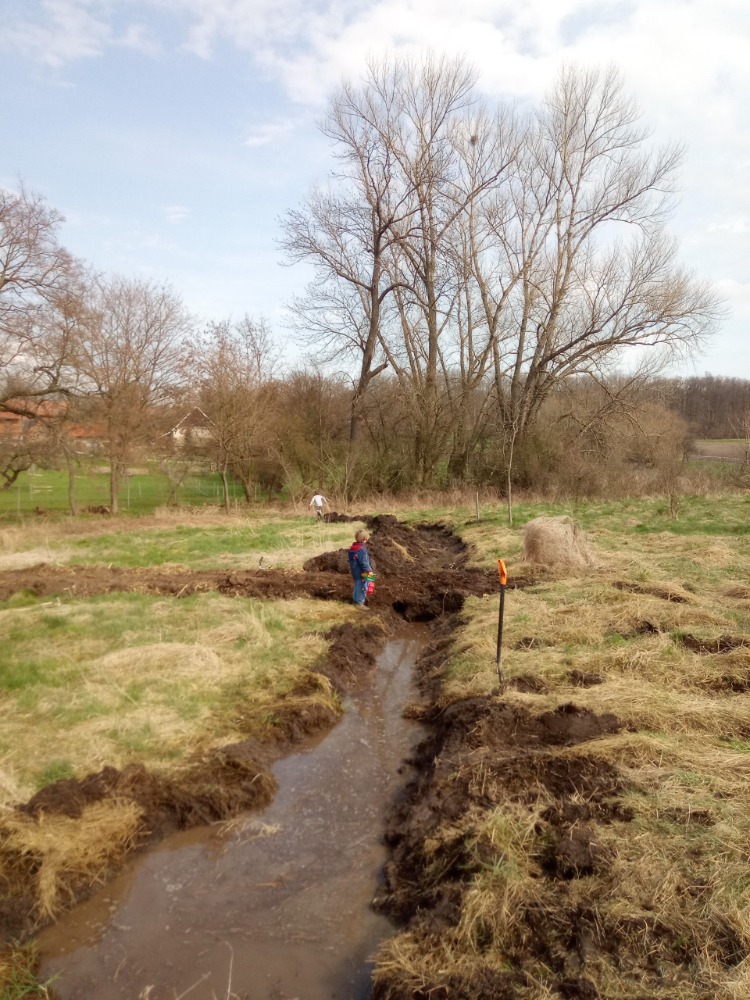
[282, 59, 416, 463]
[73, 275, 193, 513]
[284, 54, 519, 486]
[0, 184, 80, 413]
[482, 67, 719, 516]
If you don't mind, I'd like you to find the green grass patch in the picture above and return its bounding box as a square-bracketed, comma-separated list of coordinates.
[0, 943, 54, 999]
[0, 514, 368, 572]
[0, 466, 254, 519]
[32, 760, 76, 791]
[456, 493, 750, 538]
[0, 591, 357, 805]
[8, 516, 365, 570]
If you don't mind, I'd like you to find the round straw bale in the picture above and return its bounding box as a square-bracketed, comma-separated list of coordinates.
[523, 515, 597, 570]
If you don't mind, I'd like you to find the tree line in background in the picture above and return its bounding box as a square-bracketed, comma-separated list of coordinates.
[1, 57, 743, 516]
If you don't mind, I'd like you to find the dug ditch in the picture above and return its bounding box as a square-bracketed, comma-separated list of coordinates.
[36, 626, 429, 1000]
[1, 515, 510, 996]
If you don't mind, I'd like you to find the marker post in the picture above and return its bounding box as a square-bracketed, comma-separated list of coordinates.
[496, 559, 508, 686]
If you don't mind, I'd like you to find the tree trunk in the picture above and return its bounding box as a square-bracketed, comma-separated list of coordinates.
[110, 460, 120, 515]
[65, 452, 79, 516]
[220, 464, 231, 513]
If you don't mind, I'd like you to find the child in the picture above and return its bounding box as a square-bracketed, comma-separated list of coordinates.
[347, 529, 373, 607]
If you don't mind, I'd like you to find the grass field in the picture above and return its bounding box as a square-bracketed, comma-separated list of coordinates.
[2, 495, 750, 998]
[0, 507, 372, 806]
[375, 493, 750, 999]
[0, 466, 251, 518]
[690, 438, 749, 461]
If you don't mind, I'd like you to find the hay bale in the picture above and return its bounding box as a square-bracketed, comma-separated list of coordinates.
[523, 515, 597, 571]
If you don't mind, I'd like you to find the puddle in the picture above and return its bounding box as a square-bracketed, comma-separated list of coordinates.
[37, 626, 427, 1000]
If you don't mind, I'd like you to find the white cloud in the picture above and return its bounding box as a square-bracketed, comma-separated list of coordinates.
[2, 0, 112, 67]
[163, 205, 190, 224]
[119, 22, 164, 57]
[243, 118, 299, 147]
[708, 220, 750, 236]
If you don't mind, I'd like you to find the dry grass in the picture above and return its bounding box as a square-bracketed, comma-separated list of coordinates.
[0, 595, 357, 808]
[375, 500, 750, 999]
[1, 799, 142, 920]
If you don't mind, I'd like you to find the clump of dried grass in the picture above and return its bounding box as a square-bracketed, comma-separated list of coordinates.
[95, 642, 225, 678]
[455, 804, 546, 948]
[564, 733, 750, 797]
[523, 515, 598, 570]
[0, 799, 143, 920]
[373, 931, 511, 999]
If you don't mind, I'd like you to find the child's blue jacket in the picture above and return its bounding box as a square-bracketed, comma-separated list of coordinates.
[348, 542, 372, 579]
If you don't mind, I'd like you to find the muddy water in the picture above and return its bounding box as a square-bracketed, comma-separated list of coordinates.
[37, 627, 426, 1000]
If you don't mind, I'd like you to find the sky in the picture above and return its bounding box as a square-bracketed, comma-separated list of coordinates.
[2, 0, 749, 378]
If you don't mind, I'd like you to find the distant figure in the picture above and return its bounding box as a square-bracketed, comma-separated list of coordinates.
[309, 492, 329, 520]
[348, 529, 373, 608]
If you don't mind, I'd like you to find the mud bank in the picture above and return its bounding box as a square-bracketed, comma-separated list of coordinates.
[369, 621, 634, 999]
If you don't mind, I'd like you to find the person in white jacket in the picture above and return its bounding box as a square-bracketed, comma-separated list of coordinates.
[309, 492, 328, 519]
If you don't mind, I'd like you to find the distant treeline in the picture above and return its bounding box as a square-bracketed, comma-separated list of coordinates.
[663, 375, 750, 439]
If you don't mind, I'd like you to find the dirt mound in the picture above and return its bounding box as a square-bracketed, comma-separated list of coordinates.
[376, 692, 625, 915]
[322, 511, 360, 523]
[679, 632, 749, 654]
[303, 549, 350, 573]
[304, 516, 470, 577]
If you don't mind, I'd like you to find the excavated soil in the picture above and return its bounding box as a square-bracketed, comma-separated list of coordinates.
[0, 516, 496, 623]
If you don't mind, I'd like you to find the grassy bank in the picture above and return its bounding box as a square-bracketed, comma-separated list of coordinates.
[374, 493, 750, 999]
[0, 592, 356, 806]
[0, 511, 366, 804]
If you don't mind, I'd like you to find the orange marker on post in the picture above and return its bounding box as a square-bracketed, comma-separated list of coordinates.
[496, 559, 508, 686]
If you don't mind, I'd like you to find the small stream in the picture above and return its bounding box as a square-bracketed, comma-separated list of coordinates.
[37, 625, 427, 1000]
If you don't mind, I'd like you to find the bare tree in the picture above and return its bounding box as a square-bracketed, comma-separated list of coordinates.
[194, 317, 279, 510]
[485, 67, 719, 516]
[281, 59, 417, 465]
[284, 54, 520, 487]
[73, 275, 193, 513]
[0, 184, 80, 413]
